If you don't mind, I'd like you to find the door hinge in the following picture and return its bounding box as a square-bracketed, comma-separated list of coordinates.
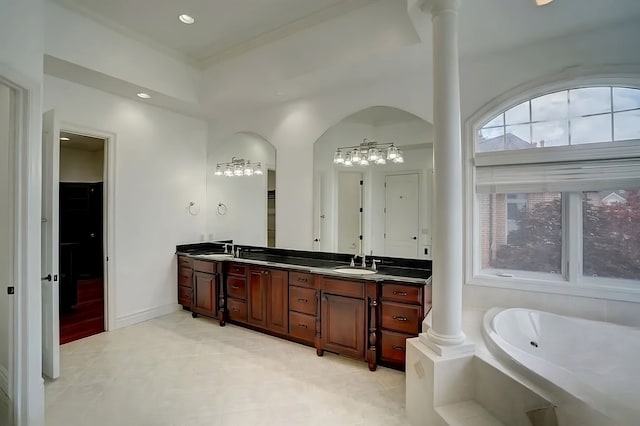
[7, 286, 14, 295]
[359, 180, 363, 186]
[359, 235, 363, 240]
[359, 207, 363, 213]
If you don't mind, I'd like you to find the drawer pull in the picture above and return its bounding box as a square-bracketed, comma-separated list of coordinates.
[297, 323, 308, 329]
[392, 345, 405, 352]
[232, 307, 240, 312]
[231, 285, 240, 289]
[392, 290, 407, 296]
[393, 315, 408, 321]
[297, 298, 308, 303]
[297, 277, 308, 283]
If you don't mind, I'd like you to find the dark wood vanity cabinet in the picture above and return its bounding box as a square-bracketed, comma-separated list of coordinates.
[177, 256, 193, 309]
[317, 276, 379, 371]
[248, 266, 288, 334]
[379, 282, 431, 369]
[226, 262, 248, 323]
[192, 260, 221, 320]
[288, 271, 318, 346]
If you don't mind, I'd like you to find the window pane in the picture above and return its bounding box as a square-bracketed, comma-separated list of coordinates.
[505, 124, 531, 146]
[613, 110, 640, 141]
[569, 87, 611, 117]
[570, 114, 612, 145]
[613, 87, 640, 112]
[505, 102, 530, 125]
[483, 114, 504, 128]
[583, 189, 640, 280]
[477, 127, 505, 153]
[479, 192, 562, 274]
[532, 91, 568, 122]
[532, 120, 568, 147]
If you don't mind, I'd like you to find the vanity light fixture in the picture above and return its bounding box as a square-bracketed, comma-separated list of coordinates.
[179, 14, 195, 24]
[333, 138, 404, 167]
[214, 157, 263, 177]
[535, 0, 554, 5]
[60, 137, 70, 141]
[137, 92, 151, 99]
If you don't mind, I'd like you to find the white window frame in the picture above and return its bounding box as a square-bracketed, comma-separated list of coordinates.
[464, 70, 640, 303]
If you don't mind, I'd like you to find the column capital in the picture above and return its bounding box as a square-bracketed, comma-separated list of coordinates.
[420, 0, 460, 16]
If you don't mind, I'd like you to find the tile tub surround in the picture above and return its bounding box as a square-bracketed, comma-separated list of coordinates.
[176, 242, 433, 284]
[45, 311, 408, 426]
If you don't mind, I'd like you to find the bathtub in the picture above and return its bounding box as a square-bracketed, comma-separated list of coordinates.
[482, 307, 640, 426]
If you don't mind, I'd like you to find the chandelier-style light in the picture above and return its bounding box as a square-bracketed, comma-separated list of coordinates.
[214, 157, 263, 177]
[333, 138, 404, 167]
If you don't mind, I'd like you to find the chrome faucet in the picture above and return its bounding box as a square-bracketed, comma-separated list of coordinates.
[361, 253, 366, 268]
[371, 259, 381, 271]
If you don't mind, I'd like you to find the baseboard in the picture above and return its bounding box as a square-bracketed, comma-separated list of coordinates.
[0, 364, 8, 396]
[114, 303, 180, 329]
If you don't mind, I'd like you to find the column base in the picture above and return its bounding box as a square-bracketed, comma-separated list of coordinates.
[420, 331, 475, 357]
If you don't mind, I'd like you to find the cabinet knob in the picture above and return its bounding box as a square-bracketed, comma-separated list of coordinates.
[392, 315, 408, 321]
[297, 298, 308, 303]
[297, 323, 308, 329]
[232, 307, 240, 312]
[392, 345, 405, 352]
[392, 290, 407, 296]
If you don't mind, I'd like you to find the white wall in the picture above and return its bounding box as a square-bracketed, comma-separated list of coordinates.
[43, 75, 208, 327]
[0, 81, 11, 395]
[59, 147, 104, 182]
[0, 0, 45, 424]
[206, 132, 276, 245]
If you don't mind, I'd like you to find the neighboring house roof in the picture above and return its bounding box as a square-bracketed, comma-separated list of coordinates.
[601, 192, 627, 205]
[477, 133, 534, 153]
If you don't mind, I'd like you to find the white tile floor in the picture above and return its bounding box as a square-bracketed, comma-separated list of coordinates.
[45, 310, 409, 426]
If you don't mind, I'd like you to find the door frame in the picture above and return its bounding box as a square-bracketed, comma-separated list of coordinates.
[56, 123, 116, 332]
[1, 64, 45, 425]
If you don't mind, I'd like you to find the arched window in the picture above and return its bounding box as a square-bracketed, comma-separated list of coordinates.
[469, 85, 640, 299]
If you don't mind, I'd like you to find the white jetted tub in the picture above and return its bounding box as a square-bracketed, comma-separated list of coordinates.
[482, 307, 640, 425]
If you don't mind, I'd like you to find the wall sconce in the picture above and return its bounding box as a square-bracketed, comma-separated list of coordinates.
[214, 157, 263, 177]
[333, 138, 404, 167]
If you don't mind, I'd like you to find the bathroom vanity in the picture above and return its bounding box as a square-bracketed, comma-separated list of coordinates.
[175, 243, 431, 371]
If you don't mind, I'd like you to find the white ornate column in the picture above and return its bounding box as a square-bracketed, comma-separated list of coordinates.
[419, 0, 472, 355]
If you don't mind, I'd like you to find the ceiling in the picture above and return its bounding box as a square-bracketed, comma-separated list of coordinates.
[60, 131, 105, 152]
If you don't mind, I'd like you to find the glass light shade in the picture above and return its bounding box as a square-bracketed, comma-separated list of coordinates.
[375, 157, 386, 165]
[224, 166, 233, 177]
[233, 164, 243, 176]
[243, 162, 254, 176]
[393, 150, 404, 163]
[214, 165, 223, 176]
[344, 152, 353, 166]
[367, 148, 379, 162]
[359, 158, 369, 166]
[254, 164, 264, 175]
[333, 150, 345, 164]
[351, 149, 361, 163]
[386, 145, 398, 160]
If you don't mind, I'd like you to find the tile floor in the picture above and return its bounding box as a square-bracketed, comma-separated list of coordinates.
[45, 310, 409, 426]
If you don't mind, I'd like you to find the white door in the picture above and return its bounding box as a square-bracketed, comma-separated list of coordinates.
[0, 80, 15, 423]
[337, 172, 362, 255]
[384, 173, 420, 258]
[41, 110, 60, 379]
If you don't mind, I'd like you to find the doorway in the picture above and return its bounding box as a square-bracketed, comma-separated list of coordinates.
[0, 78, 16, 426]
[337, 171, 363, 255]
[267, 169, 276, 247]
[384, 173, 420, 257]
[58, 132, 106, 344]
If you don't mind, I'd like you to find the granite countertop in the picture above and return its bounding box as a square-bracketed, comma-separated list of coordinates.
[176, 243, 431, 286]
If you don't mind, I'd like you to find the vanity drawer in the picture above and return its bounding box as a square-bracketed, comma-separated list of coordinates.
[380, 330, 411, 364]
[227, 263, 246, 276]
[193, 260, 215, 274]
[178, 256, 192, 268]
[320, 277, 364, 298]
[289, 311, 316, 343]
[178, 267, 192, 287]
[227, 276, 247, 300]
[227, 298, 247, 322]
[381, 283, 422, 304]
[381, 301, 421, 334]
[289, 286, 317, 315]
[289, 271, 313, 288]
[178, 285, 192, 306]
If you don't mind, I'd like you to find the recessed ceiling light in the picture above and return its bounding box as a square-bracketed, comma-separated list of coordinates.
[179, 14, 195, 24]
[60, 137, 70, 141]
[137, 92, 151, 99]
[535, 0, 554, 6]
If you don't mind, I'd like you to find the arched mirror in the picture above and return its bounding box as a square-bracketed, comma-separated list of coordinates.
[313, 106, 433, 259]
[207, 132, 276, 246]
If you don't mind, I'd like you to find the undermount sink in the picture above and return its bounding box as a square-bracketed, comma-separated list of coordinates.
[334, 267, 377, 275]
[196, 253, 233, 260]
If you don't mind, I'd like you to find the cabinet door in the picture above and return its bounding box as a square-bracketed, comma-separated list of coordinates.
[321, 294, 365, 360]
[248, 268, 267, 326]
[193, 272, 217, 317]
[266, 269, 288, 334]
